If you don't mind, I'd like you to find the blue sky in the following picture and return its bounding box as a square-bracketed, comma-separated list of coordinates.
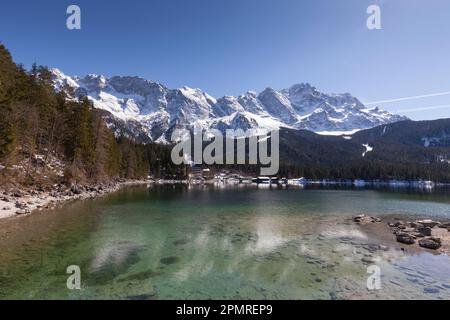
[1, 0, 450, 120]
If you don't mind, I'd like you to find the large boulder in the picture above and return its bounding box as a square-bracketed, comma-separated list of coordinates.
[417, 226, 432, 237]
[419, 238, 441, 250]
[438, 222, 450, 229]
[409, 221, 423, 228]
[396, 233, 415, 245]
[416, 220, 440, 228]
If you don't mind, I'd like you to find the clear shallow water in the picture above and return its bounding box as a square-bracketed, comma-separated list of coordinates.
[0, 185, 450, 300]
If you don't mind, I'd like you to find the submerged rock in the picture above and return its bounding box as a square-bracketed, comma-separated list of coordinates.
[119, 270, 161, 282]
[361, 257, 376, 264]
[101, 277, 155, 299]
[353, 214, 381, 224]
[127, 294, 155, 300]
[423, 287, 440, 294]
[160, 256, 180, 265]
[86, 242, 144, 285]
[173, 239, 189, 246]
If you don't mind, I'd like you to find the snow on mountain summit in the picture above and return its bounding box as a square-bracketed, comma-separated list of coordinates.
[51, 68, 408, 142]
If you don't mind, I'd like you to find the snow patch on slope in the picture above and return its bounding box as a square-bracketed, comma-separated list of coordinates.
[362, 144, 374, 157]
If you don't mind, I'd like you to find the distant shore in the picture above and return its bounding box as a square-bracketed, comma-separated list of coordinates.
[1, 177, 449, 221]
[157, 177, 448, 189]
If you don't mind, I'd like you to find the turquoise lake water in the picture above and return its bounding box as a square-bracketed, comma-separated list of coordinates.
[0, 185, 450, 299]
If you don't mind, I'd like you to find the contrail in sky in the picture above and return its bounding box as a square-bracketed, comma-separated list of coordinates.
[364, 91, 450, 105]
[397, 104, 450, 113]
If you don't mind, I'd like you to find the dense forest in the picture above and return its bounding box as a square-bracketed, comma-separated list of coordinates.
[0, 44, 185, 188]
[206, 161, 450, 182]
[202, 124, 450, 182]
[2, 43, 450, 186]
[277, 126, 450, 182]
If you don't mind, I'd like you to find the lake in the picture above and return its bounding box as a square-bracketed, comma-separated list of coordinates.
[1, 184, 450, 300]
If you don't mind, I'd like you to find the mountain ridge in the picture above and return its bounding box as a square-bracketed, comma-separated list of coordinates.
[51, 68, 408, 143]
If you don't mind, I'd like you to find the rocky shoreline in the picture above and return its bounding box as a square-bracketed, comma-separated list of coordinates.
[353, 214, 450, 254]
[0, 179, 150, 220]
[388, 218, 450, 250]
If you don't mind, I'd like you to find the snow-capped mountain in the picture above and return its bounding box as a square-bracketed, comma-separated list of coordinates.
[51, 68, 408, 142]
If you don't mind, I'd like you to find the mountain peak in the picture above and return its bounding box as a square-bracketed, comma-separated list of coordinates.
[260, 87, 277, 94]
[244, 91, 257, 97]
[289, 83, 314, 91]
